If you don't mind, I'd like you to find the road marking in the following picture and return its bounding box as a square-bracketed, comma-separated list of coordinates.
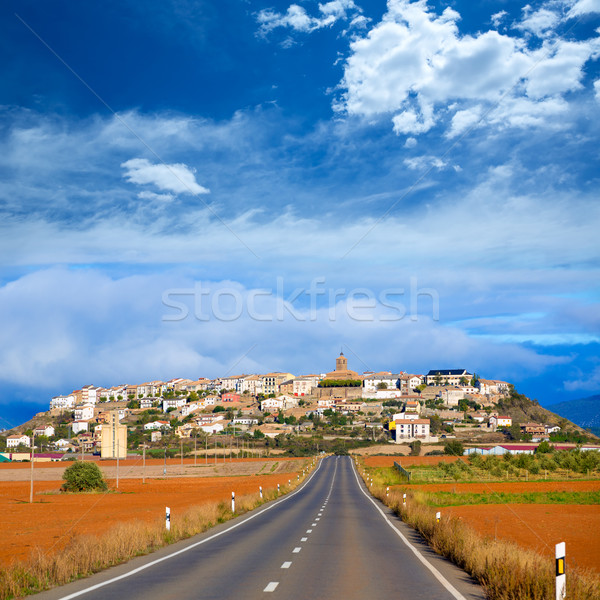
[53, 458, 326, 600]
[301, 537, 307, 541]
[350, 459, 467, 600]
[306, 529, 312, 533]
[315, 518, 320, 521]
[264, 582, 279, 592]
[281, 562, 292, 569]
[311, 523, 317, 526]
[293, 547, 301, 553]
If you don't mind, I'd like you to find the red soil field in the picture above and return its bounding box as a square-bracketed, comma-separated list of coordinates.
[0, 458, 305, 565]
[445, 504, 600, 573]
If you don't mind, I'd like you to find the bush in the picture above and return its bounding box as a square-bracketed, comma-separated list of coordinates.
[443, 440, 464, 456]
[62, 461, 108, 492]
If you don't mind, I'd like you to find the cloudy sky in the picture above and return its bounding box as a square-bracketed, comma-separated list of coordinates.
[1, 0, 599, 426]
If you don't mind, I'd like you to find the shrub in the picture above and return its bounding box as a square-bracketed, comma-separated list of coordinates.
[61, 461, 108, 492]
[443, 440, 464, 456]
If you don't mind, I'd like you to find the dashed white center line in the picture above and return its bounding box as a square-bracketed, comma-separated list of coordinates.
[315, 518, 320, 521]
[281, 562, 292, 569]
[264, 582, 279, 592]
[306, 529, 312, 533]
[312, 523, 317, 526]
[293, 547, 302, 553]
[301, 537, 308, 541]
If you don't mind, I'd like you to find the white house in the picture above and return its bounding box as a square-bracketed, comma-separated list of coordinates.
[393, 412, 420, 421]
[393, 419, 431, 441]
[363, 372, 401, 394]
[489, 415, 512, 430]
[53, 438, 72, 449]
[232, 417, 259, 426]
[34, 425, 55, 437]
[261, 398, 284, 411]
[144, 420, 171, 431]
[140, 397, 161, 410]
[181, 402, 200, 417]
[162, 398, 186, 412]
[425, 369, 471, 386]
[199, 422, 224, 434]
[292, 375, 320, 396]
[50, 394, 75, 410]
[7, 434, 30, 448]
[74, 404, 95, 421]
[71, 420, 90, 434]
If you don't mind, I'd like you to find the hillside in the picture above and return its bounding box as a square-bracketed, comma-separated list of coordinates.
[547, 395, 600, 435]
[496, 388, 597, 439]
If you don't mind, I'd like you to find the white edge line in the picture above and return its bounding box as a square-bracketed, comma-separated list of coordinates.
[349, 459, 467, 600]
[56, 459, 324, 599]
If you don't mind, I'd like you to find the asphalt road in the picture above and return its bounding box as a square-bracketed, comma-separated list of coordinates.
[34, 456, 486, 600]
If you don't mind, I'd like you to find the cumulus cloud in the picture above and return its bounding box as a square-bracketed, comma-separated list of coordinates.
[336, 0, 600, 137]
[567, 0, 600, 18]
[257, 0, 362, 35]
[516, 6, 560, 37]
[121, 158, 210, 195]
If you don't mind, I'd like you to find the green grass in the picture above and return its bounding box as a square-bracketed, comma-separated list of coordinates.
[416, 490, 600, 507]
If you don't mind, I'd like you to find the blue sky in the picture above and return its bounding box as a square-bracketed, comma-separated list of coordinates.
[1, 0, 599, 427]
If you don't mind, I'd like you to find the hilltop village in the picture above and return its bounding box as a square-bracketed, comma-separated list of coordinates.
[1, 352, 589, 459]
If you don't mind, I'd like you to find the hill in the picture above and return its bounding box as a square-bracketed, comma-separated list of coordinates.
[547, 395, 600, 435]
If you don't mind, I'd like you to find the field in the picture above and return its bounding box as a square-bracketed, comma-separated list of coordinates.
[361, 455, 600, 575]
[0, 457, 304, 566]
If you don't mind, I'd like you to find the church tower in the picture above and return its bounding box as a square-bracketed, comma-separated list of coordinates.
[336, 351, 348, 373]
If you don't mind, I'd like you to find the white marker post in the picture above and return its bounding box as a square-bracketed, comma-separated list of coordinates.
[231, 491, 235, 513]
[403, 493, 406, 505]
[386, 486, 389, 497]
[556, 542, 566, 600]
[277, 483, 280, 494]
[259, 485, 263, 499]
[436, 511, 441, 523]
[165, 506, 171, 531]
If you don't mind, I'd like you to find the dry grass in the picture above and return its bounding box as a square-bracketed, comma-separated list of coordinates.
[0, 473, 309, 600]
[358, 462, 600, 600]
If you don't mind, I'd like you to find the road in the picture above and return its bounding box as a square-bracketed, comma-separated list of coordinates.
[35, 456, 485, 600]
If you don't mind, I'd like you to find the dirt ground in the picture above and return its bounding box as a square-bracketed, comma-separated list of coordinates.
[0, 457, 301, 482]
[445, 504, 600, 573]
[0, 458, 306, 565]
[403, 480, 600, 493]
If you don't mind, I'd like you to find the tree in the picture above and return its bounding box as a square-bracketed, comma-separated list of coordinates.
[61, 462, 108, 492]
[376, 382, 388, 390]
[409, 440, 421, 456]
[536, 440, 553, 454]
[443, 440, 464, 456]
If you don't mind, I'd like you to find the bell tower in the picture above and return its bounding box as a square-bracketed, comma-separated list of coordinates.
[336, 351, 348, 373]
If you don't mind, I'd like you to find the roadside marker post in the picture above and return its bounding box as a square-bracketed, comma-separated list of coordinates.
[556, 542, 566, 600]
[231, 492, 235, 513]
[260, 485, 263, 499]
[386, 486, 389, 497]
[403, 493, 406, 505]
[277, 483, 280, 494]
[436, 511, 441, 523]
[165, 507, 171, 531]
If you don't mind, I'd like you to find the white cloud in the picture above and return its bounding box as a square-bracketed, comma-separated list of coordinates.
[595, 79, 600, 100]
[516, 7, 560, 37]
[257, 0, 361, 35]
[404, 136, 417, 148]
[336, 0, 600, 137]
[137, 190, 175, 203]
[403, 155, 448, 170]
[491, 10, 508, 28]
[121, 158, 210, 195]
[567, 0, 600, 18]
[446, 105, 482, 138]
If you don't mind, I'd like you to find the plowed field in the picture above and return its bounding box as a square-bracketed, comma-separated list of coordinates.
[0, 458, 305, 565]
[445, 504, 600, 573]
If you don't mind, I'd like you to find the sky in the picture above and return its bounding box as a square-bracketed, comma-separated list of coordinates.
[1, 0, 599, 428]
